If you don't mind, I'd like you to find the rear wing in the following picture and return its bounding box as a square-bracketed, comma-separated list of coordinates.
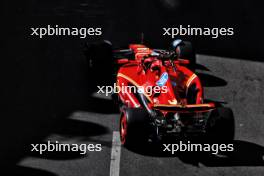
[153, 103, 215, 112]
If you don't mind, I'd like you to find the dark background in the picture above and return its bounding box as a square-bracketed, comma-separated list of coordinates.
[2, 0, 264, 170]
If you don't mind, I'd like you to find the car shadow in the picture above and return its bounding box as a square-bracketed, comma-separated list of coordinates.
[125, 140, 264, 167]
[27, 118, 110, 160]
[178, 140, 264, 167]
[5, 166, 57, 176]
[194, 63, 210, 71]
[1, 110, 111, 170]
[196, 73, 228, 87]
[81, 96, 119, 114]
[204, 99, 227, 107]
[52, 118, 109, 138]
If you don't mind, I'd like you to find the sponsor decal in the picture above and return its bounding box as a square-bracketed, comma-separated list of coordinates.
[156, 72, 168, 86]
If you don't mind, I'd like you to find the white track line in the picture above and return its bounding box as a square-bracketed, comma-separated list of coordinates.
[110, 131, 121, 176]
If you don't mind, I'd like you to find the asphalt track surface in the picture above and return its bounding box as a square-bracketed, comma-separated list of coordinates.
[18, 54, 264, 176]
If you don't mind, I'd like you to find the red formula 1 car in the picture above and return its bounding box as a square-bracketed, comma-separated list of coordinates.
[85, 40, 235, 147]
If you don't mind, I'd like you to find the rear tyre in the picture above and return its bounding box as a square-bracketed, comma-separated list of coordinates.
[205, 107, 235, 143]
[120, 108, 149, 147]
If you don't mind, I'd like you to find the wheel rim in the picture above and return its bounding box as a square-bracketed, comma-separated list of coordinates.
[120, 112, 127, 145]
